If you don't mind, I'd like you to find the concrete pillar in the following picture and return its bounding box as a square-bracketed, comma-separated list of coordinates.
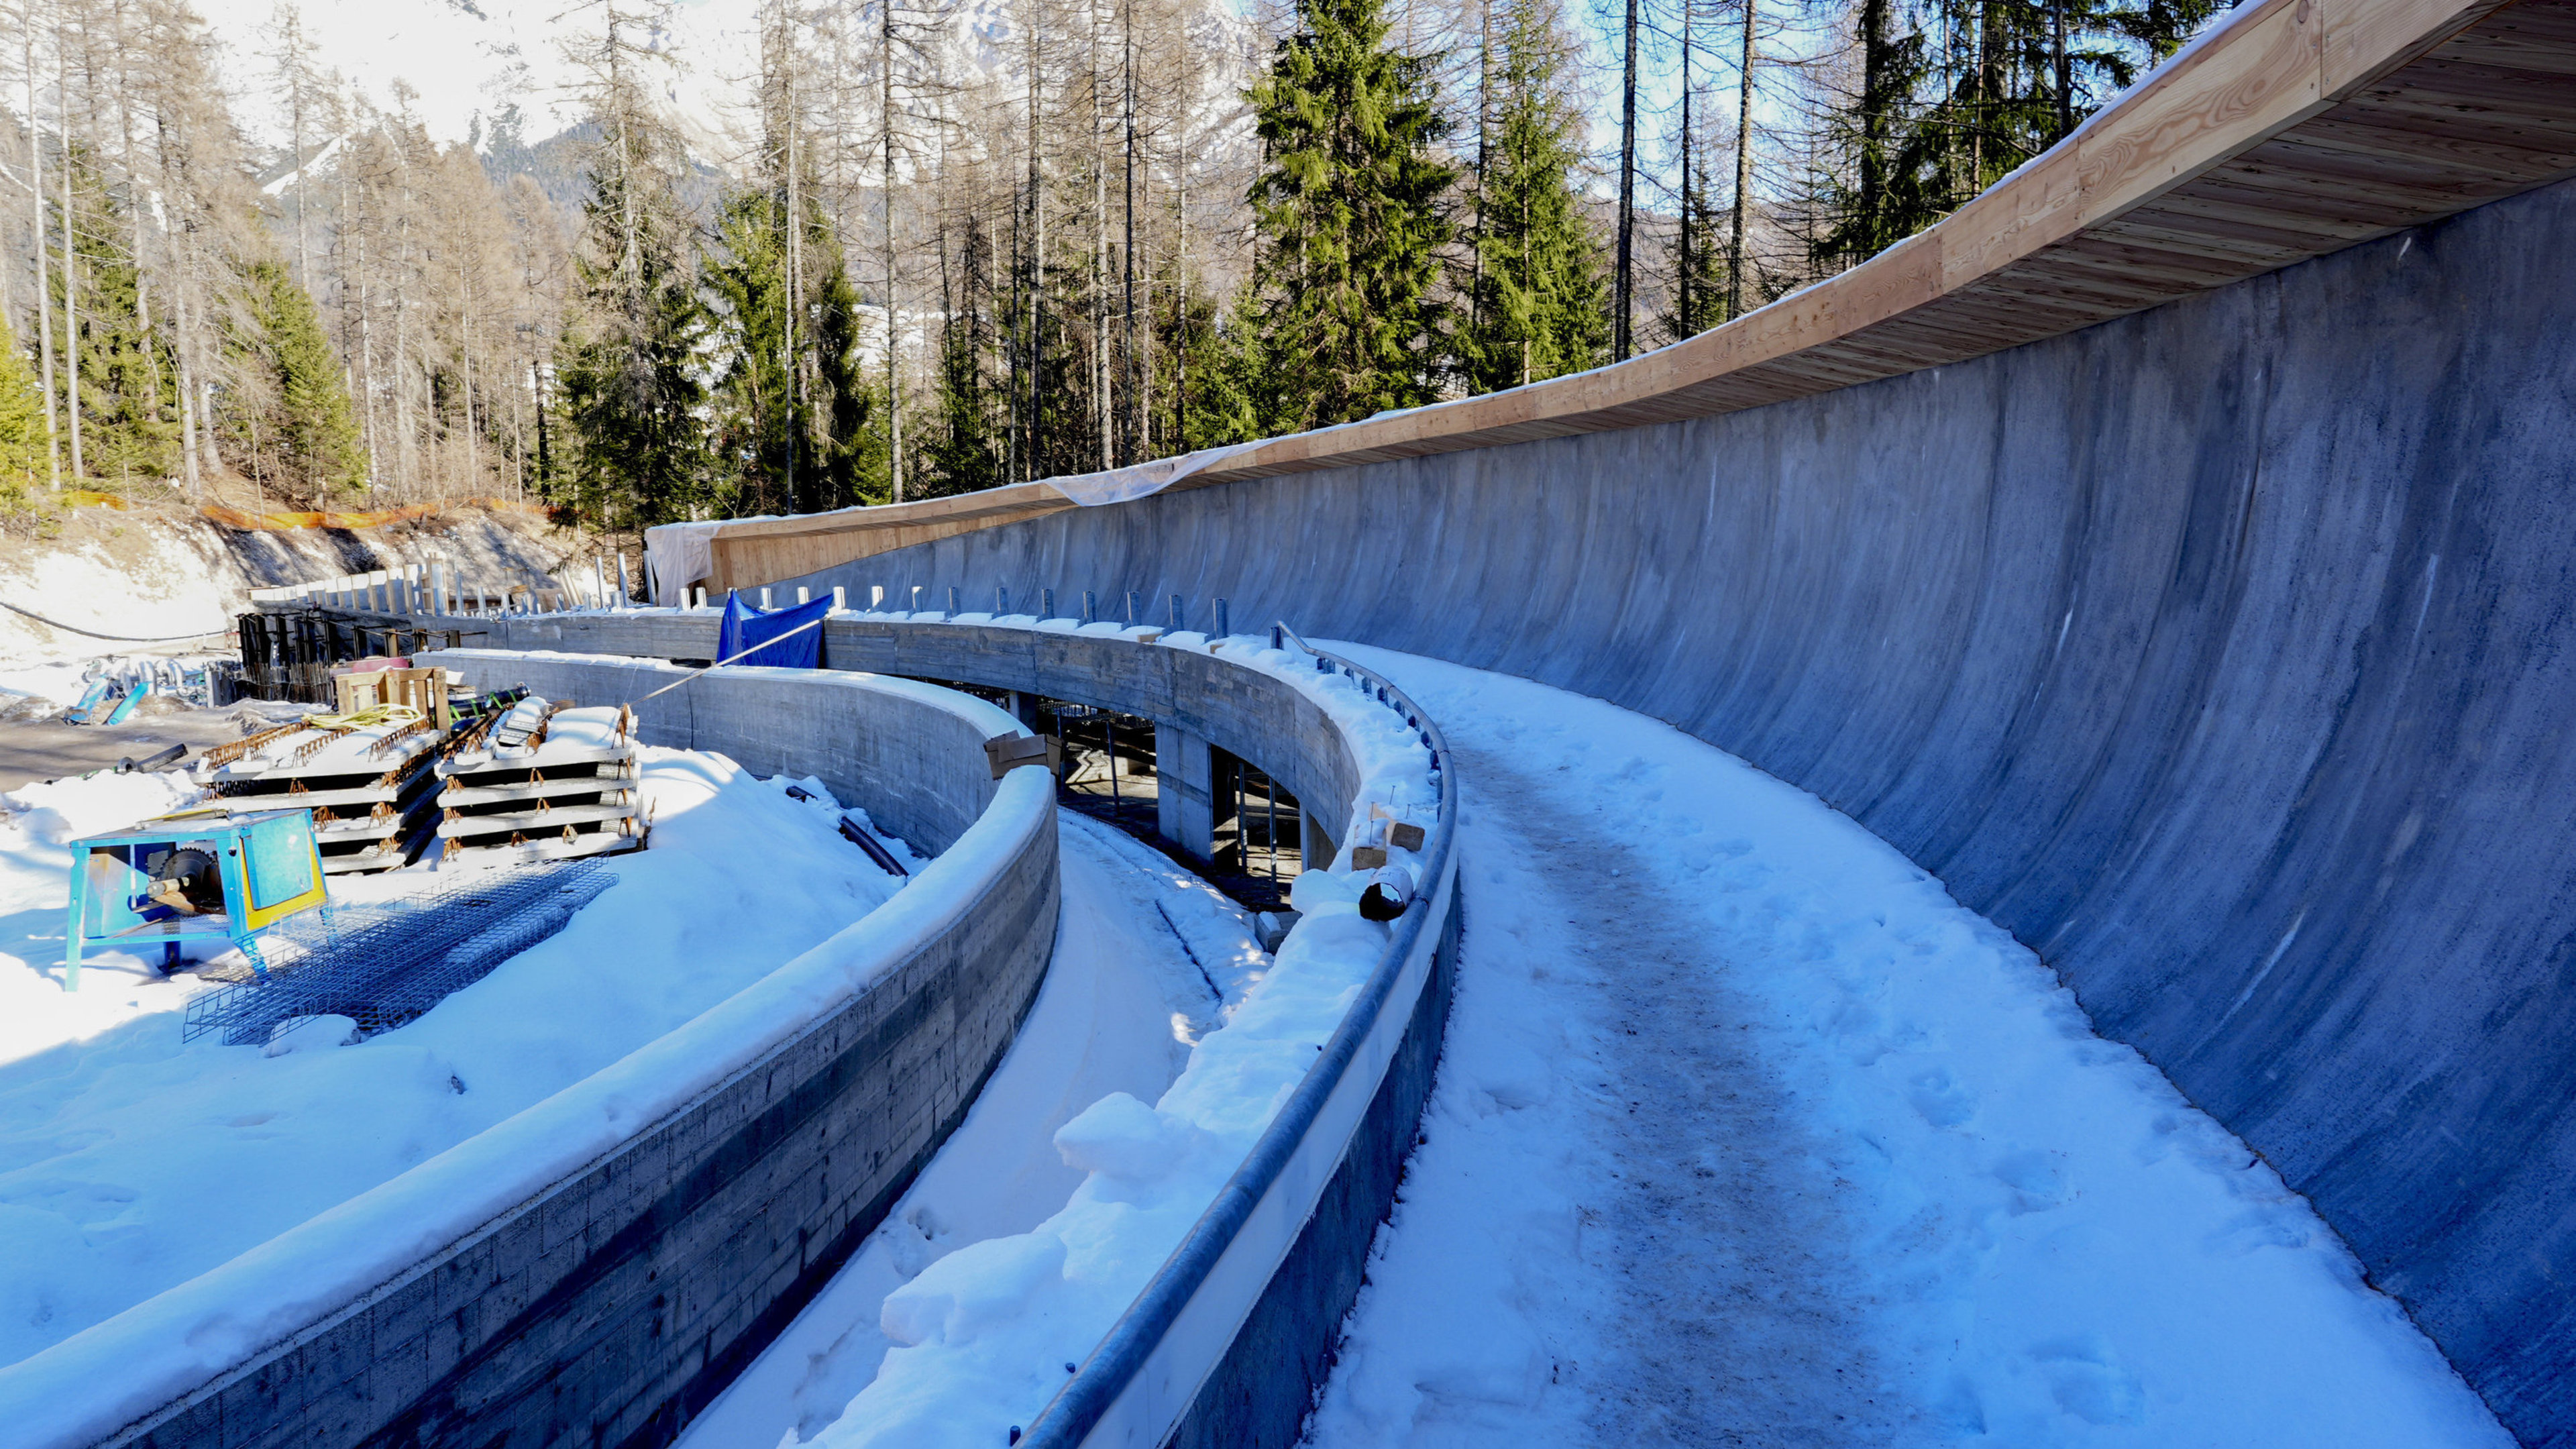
[1155, 722, 1215, 864]
[1301, 808, 1336, 873]
[1007, 691, 1044, 731]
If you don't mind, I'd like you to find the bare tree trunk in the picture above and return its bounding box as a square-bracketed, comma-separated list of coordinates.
[1120, 0, 1136, 466]
[347, 162, 379, 486]
[882, 0, 904, 502]
[26, 12, 61, 489]
[1022, 0, 1044, 482]
[459, 251, 476, 494]
[1615, 0, 1638, 359]
[1089, 0, 1108, 472]
[1728, 0, 1756, 320]
[1678, 0, 1693, 333]
[57, 17, 83, 483]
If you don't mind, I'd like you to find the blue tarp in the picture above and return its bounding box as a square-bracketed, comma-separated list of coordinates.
[717, 590, 832, 669]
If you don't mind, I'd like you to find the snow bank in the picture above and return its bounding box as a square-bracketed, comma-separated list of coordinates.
[0, 720, 1042, 1448]
[806, 629, 1444, 1449]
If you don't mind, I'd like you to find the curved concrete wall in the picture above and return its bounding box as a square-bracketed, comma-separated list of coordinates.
[371, 619, 1465, 1449]
[9, 663, 1057, 1449]
[450, 616, 1368, 854]
[792, 175, 2576, 1442]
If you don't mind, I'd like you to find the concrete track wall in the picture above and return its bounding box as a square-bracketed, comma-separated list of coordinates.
[455, 618, 1368, 862]
[382, 621, 1458, 1449]
[788, 176, 2576, 1442]
[47, 665, 1057, 1449]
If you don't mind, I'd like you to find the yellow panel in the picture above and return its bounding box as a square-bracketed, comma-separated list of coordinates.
[240, 851, 326, 931]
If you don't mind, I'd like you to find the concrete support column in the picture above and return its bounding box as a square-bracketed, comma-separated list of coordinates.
[1156, 722, 1215, 864]
[1301, 808, 1337, 872]
[1008, 691, 1044, 732]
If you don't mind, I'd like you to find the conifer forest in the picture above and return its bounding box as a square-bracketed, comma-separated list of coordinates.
[0, 0, 2225, 535]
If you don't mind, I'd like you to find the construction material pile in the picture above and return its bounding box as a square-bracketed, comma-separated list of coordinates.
[195, 711, 445, 874]
[180, 860, 615, 1045]
[433, 701, 649, 865]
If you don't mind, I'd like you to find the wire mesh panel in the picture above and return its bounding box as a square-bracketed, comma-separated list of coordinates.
[182, 861, 614, 1045]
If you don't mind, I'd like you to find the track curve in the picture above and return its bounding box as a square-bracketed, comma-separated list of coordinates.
[782, 173, 2576, 1442]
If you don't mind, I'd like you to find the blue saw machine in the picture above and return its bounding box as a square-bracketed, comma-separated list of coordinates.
[62, 807, 327, 990]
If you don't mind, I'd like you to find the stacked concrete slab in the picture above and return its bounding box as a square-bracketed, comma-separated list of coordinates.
[432, 705, 647, 865]
[197, 719, 443, 874]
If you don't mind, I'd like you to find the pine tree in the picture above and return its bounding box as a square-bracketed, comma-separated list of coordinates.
[706, 186, 887, 515]
[54, 149, 177, 484]
[231, 262, 366, 496]
[1457, 0, 1605, 392]
[1244, 0, 1456, 433]
[553, 0, 712, 529]
[926, 213, 1005, 496]
[0, 315, 44, 496]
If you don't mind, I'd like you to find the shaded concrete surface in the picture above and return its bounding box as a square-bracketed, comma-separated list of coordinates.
[0, 710, 266, 792]
[796, 176, 2576, 1441]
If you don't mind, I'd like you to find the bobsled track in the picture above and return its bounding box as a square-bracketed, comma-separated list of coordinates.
[16, 0, 2576, 1442]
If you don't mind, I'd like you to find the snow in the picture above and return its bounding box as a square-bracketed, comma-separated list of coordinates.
[0, 522, 244, 670]
[0, 719, 987, 1444]
[1299, 645, 2508, 1448]
[716, 628, 1443, 1449]
[674, 813, 1260, 1449]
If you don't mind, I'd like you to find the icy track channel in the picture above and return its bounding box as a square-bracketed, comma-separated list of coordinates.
[1299, 649, 2508, 1449]
[676, 812, 1270, 1449]
[0, 724, 922, 1367]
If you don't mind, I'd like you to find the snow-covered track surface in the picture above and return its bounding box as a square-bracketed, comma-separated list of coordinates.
[0, 664, 1059, 1449]
[1303, 651, 2506, 1448]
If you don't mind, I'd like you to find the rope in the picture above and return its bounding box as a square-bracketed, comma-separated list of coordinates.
[0, 597, 234, 644]
[627, 614, 831, 706]
[299, 704, 424, 730]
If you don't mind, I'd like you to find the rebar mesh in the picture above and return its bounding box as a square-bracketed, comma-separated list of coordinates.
[182, 861, 614, 1045]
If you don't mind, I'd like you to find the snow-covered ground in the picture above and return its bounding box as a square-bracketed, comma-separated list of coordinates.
[676, 814, 1264, 1449]
[0, 504, 566, 672]
[1301, 647, 2508, 1448]
[0, 735, 918, 1369]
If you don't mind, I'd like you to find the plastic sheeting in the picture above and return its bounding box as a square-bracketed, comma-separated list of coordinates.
[1046, 441, 1260, 506]
[645, 521, 732, 604]
[718, 590, 833, 669]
